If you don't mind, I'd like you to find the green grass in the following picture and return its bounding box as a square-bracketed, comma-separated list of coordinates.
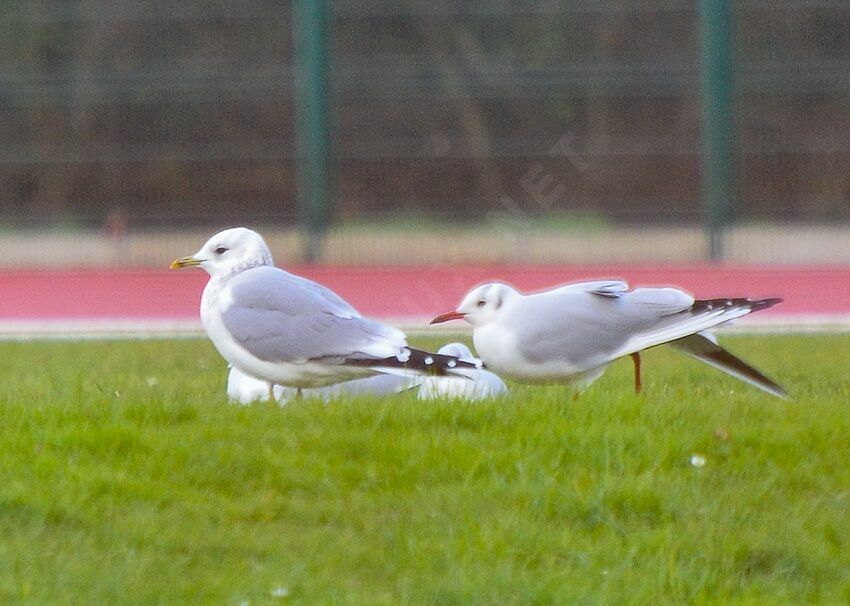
[0, 334, 848, 605]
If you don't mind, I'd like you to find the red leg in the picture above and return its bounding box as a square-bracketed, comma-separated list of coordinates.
[630, 352, 642, 394]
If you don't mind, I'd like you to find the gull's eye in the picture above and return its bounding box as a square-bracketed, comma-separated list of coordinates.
[214, 246, 228, 255]
[476, 299, 486, 308]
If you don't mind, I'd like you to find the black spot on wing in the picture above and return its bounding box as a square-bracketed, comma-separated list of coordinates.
[690, 297, 782, 314]
[341, 347, 478, 376]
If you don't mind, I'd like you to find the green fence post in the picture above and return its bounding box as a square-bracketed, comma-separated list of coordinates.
[293, 0, 331, 263]
[699, 0, 735, 261]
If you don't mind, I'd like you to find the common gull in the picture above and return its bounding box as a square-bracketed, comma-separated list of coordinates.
[172, 227, 476, 389]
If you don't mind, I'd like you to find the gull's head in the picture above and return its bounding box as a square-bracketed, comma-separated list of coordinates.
[170, 227, 273, 276]
[431, 282, 518, 328]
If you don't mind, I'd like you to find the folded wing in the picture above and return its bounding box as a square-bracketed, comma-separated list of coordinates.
[221, 266, 408, 363]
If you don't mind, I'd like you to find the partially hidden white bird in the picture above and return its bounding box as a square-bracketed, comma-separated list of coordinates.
[226, 365, 279, 404]
[418, 343, 508, 400]
[431, 280, 787, 398]
[172, 227, 476, 389]
[226, 365, 417, 405]
[227, 343, 503, 404]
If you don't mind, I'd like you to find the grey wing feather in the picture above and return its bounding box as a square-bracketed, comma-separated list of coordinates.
[516, 290, 639, 366]
[515, 284, 694, 367]
[549, 280, 629, 298]
[221, 267, 406, 363]
[242, 265, 359, 318]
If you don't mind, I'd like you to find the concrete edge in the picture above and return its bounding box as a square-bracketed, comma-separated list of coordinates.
[1, 314, 849, 341]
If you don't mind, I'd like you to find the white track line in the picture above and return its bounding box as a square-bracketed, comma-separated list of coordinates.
[0, 314, 849, 341]
[0, 319, 204, 341]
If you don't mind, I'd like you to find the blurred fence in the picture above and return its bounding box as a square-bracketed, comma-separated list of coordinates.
[0, 1, 848, 265]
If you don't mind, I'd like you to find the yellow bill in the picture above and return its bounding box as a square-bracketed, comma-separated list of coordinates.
[170, 256, 202, 269]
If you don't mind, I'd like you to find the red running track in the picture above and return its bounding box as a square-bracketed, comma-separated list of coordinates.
[1, 265, 848, 328]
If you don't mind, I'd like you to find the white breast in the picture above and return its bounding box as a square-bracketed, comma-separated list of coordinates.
[471, 324, 524, 375]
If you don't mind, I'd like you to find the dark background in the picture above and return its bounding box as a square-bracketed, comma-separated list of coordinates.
[1, 1, 848, 230]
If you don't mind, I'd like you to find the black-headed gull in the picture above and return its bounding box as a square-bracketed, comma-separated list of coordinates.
[431, 280, 786, 398]
[172, 227, 475, 389]
[418, 343, 508, 400]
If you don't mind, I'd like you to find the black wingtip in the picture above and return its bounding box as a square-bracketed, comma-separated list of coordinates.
[343, 347, 479, 376]
[751, 297, 783, 312]
[691, 296, 783, 315]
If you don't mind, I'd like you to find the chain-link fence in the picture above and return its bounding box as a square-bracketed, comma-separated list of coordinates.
[1, 1, 848, 265]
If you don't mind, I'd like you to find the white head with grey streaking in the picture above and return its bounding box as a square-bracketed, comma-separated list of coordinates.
[172, 228, 478, 390]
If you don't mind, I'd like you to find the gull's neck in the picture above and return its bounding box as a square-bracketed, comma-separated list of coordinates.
[205, 255, 273, 302]
[217, 255, 272, 282]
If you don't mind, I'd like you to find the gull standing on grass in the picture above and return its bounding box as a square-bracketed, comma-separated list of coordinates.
[418, 343, 508, 400]
[431, 280, 787, 398]
[171, 227, 476, 391]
